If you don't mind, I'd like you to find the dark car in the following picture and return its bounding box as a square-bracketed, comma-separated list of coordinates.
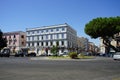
[0, 48, 10, 57]
[26, 52, 36, 57]
[15, 50, 24, 57]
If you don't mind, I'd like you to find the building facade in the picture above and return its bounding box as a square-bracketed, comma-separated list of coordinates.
[3, 31, 26, 54]
[88, 42, 99, 54]
[26, 23, 77, 55]
[77, 37, 89, 53]
[100, 32, 120, 54]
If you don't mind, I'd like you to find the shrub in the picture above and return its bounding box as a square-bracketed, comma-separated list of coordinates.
[69, 52, 78, 59]
[51, 45, 58, 56]
[80, 53, 85, 58]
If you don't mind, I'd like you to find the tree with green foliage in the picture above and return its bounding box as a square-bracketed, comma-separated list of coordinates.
[51, 45, 58, 56]
[85, 16, 120, 52]
[0, 30, 7, 50]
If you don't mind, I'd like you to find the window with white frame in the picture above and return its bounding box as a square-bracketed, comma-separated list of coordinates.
[56, 28, 59, 31]
[32, 36, 34, 41]
[49, 41, 52, 46]
[62, 27, 65, 31]
[57, 34, 59, 39]
[37, 30, 39, 33]
[32, 31, 34, 34]
[37, 36, 39, 40]
[44, 30, 46, 33]
[41, 35, 43, 40]
[37, 42, 39, 46]
[62, 41, 64, 46]
[32, 42, 34, 46]
[46, 42, 48, 46]
[27, 32, 30, 34]
[44, 35, 46, 40]
[46, 35, 48, 40]
[50, 34, 53, 39]
[28, 37, 30, 41]
[51, 29, 53, 32]
[62, 33, 64, 39]
[41, 30, 43, 33]
[46, 29, 48, 32]
[41, 42, 43, 46]
[28, 43, 30, 47]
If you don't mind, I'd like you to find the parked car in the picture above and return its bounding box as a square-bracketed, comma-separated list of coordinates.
[0, 48, 10, 57]
[26, 52, 36, 57]
[59, 52, 68, 56]
[25, 48, 36, 57]
[100, 53, 106, 57]
[15, 50, 24, 57]
[113, 52, 120, 60]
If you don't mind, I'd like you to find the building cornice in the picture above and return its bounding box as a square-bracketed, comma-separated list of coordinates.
[26, 23, 68, 31]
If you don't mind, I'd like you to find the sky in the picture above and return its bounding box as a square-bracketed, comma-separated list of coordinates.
[0, 0, 120, 46]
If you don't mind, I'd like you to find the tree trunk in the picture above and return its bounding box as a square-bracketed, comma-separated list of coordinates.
[103, 38, 118, 52]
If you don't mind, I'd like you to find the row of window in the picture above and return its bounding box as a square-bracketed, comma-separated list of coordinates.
[27, 41, 76, 48]
[6, 35, 25, 39]
[67, 34, 77, 43]
[27, 33, 66, 41]
[27, 27, 65, 35]
[27, 41, 65, 47]
[8, 41, 25, 46]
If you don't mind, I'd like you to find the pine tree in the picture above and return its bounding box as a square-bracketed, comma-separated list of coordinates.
[0, 30, 7, 50]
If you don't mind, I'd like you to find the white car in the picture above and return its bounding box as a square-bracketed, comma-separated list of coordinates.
[113, 52, 120, 60]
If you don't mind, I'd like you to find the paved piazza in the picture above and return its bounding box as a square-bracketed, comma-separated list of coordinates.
[0, 57, 120, 80]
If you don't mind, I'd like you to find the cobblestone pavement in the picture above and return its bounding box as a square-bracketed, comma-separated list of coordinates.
[0, 57, 120, 80]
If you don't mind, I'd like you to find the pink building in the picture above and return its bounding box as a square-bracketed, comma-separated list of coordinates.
[3, 31, 26, 54]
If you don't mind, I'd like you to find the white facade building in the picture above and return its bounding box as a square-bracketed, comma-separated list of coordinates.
[26, 23, 77, 55]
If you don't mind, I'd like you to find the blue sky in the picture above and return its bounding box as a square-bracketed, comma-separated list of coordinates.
[0, 0, 120, 46]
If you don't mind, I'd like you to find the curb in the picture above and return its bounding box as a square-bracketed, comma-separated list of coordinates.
[30, 57, 97, 61]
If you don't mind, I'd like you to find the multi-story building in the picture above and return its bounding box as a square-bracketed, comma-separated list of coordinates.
[88, 42, 99, 54]
[114, 32, 120, 51]
[26, 23, 77, 55]
[100, 32, 120, 54]
[3, 31, 26, 54]
[99, 38, 106, 54]
[77, 37, 89, 53]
